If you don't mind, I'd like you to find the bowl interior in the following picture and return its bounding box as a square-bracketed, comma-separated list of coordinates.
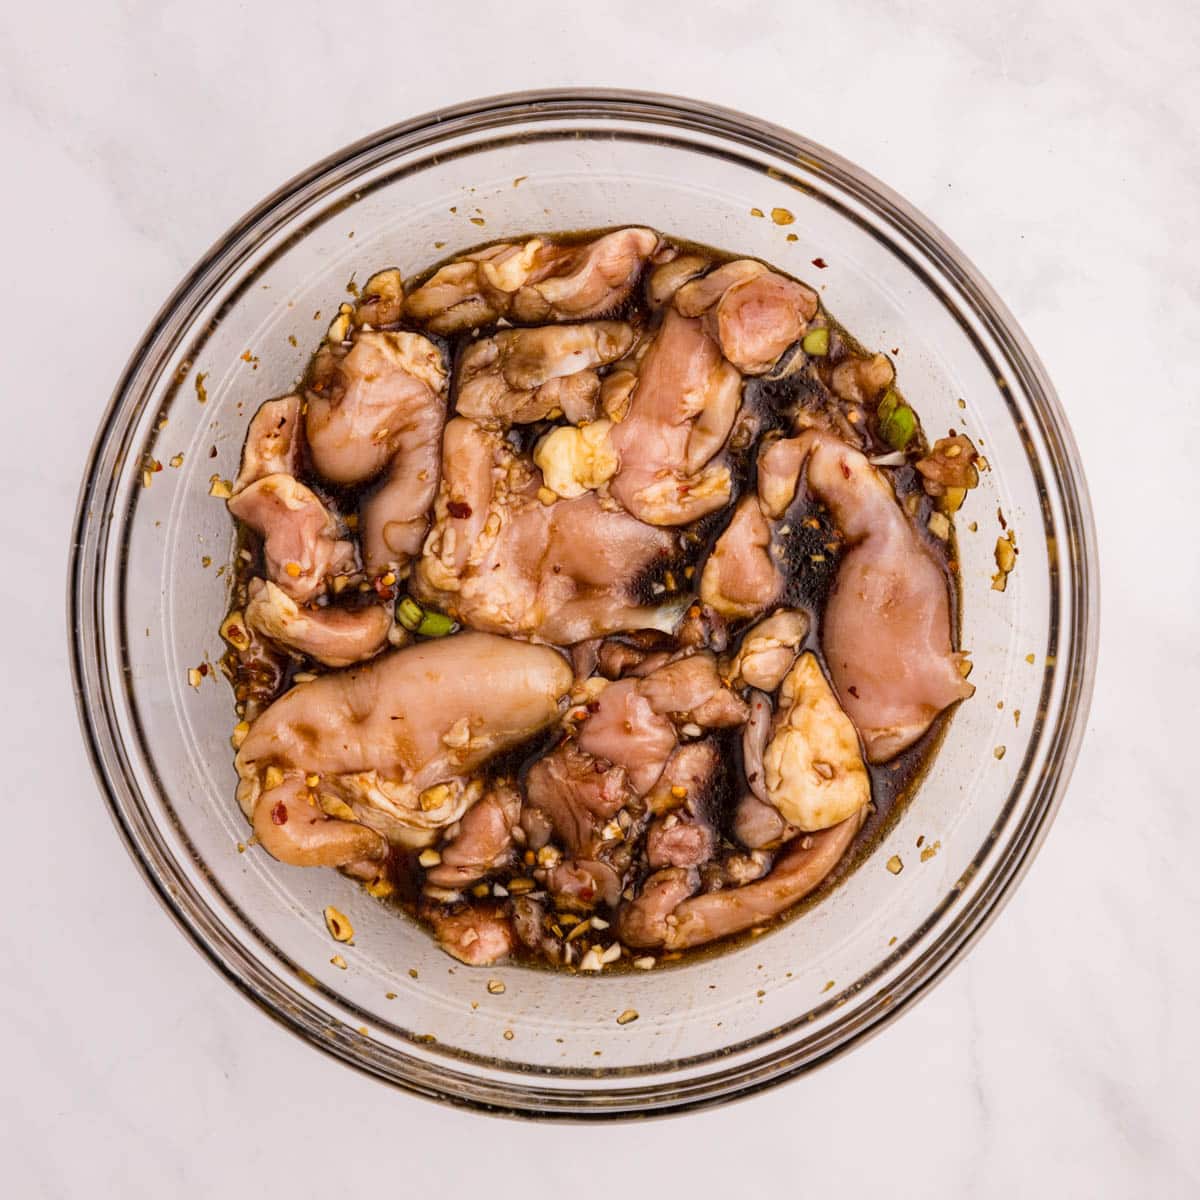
[75, 94, 1092, 1116]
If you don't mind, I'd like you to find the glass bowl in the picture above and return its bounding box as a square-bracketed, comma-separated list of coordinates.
[69, 90, 1097, 1118]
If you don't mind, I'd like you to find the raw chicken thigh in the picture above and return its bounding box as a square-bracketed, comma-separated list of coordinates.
[218, 223, 980, 970]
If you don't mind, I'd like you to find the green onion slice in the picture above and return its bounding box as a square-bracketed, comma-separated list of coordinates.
[396, 597, 424, 631]
[880, 403, 916, 451]
[801, 327, 829, 356]
[416, 610, 456, 638]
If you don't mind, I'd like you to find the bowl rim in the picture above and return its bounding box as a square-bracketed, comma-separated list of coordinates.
[69, 87, 1098, 1119]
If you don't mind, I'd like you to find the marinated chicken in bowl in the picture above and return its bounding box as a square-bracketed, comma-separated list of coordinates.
[218, 226, 982, 970]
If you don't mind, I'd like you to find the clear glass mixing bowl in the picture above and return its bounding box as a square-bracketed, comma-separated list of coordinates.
[69, 90, 1097, 1118]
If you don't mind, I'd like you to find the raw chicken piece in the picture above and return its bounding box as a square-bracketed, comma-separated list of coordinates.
[915, 433, 981, 502]
[509, 228, 659, 323]
[636, 652, 749, 727]
[235, 633, 572, 857]
[571, 655, 740, 801]
[305, 331, 446, 485]
[732, 791, 791, 850]
[621, 811, 862, 950]
[424, 416, 501, 577]
[426, 904, 515, 966]
[546, 860, 623, 909]
[305, 331, 448, 576]
[646, 810, 715, 869]
[741, 689, 773, 804]
[352, 267, 404, 328]
[522, 742, 632, 858]
[456, 322, 635, 427]
[699, 495, 781, 619]
[227, 474, 356, 604]
[674, 601, 730, 654]
[406, 257, 502, 334]
[251, 773, 387, 869]
[243, 579, 392, 668]
[233, 396, 302, 494]
[516, 734, 643, 902]
[570, 638, 602, 682]
[797, 430, 975, 760]
[512, 896, 562, 962]
[616, 868, 699, 948]
[608, 308, 742, 525]
[706, 848, 773, 888]
[405, 228, 659, 333]
[674, 260, 768, 316]
[756, 435, 809, 518]
[724, 609, 810, 692]
[694, 428, 828, 622]
[577, 679, 676, 795]
[644, 741, 720, 815]
[829, 352, 894, 404]
[707, 429, 970, 758]
[763, 653, 870, 831]
[416, 421, 679, 644]
[596, 639, 655, 680]
[675, 260, 818, 375]
[646, 253, 710, 308]
[530, 497, 683, 643]
[425, 780, 522, 888]
[518, 738, 638, 909]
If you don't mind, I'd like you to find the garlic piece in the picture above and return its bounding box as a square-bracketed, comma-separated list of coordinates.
[725, 608, 810, 692]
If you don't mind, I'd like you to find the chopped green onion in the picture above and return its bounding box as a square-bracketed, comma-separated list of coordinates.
[396, 597, 424, 631]
[880, 403, 916, 451]
[877, 388, 900, 423]
[416, 610, 455, 638]
[801, 327, 829, 356]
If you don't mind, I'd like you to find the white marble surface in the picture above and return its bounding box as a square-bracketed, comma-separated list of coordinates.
[3, 0, 1198, 1194]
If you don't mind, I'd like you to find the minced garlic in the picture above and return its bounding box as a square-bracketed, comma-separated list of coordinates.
[323, 906, 354, 942]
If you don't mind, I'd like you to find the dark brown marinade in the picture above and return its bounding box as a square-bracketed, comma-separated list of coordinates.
[221, 228, 962, 967]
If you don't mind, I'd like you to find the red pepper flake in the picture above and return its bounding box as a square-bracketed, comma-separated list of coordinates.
[198, 662, 209, 676]
[271, 802, 288, 825]
[848, 685, 860, 698]
[447, 500, 472, 519]
[209, 445, 218, 458]
[811, 256, 828, 269]
[840, 461, 851, 480]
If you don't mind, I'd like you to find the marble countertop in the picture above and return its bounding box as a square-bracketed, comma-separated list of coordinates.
[4, 0, 1198, 1194]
